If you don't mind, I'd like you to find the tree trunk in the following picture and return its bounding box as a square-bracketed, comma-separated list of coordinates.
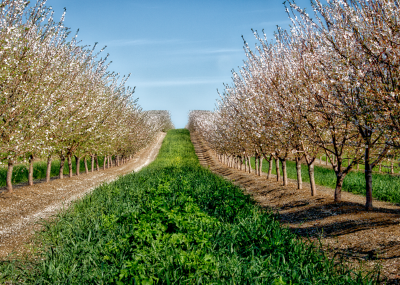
[325, 155, 328, 166]
[59, 154, 65, 179]
[46, 155, 52, 182]
[334, 173, 344, 202]
[365, 146, 373, 211]
[275, 158, 280, 182]
[91, 155, 95, 172]
[280, 158, 288, 186]
[254, 155, 258, 175]
[84, 157, 89, 174]
[75, 155, 80, 176]
[103, 155, 106, 170]
[258, 157, 262, 176]
[95, 155, 99, 171]
[295, 157, 302, 190]
[28, 154, 34, 186]
[6, 158, 13, 193]
[68, 154, 73, 178]
[391, 160, 394, 174]
[247, 156, 252, 173]
[108, 156, 111, 168]
[267, 157, 273, 179]
[308, 162, 317, 196]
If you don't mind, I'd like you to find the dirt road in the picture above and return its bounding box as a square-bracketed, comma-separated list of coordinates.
[0, 132, 166, 258]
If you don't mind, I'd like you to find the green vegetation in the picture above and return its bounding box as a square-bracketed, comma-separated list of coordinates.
[0, 157, 106, 187]
[251, 158, 400, 205]
[0, 130, 377, 284]
[318, 155, 399, 173]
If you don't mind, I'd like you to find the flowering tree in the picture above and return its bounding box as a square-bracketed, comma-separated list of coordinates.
[287, 0, 395, 209]
[0, 0, 165, 192]
[190, 0, 398, 210]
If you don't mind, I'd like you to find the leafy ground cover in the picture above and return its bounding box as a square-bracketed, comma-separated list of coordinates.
[0, 130, 378, 284]
[251, 158, 400, 205]
[0, 157, 106, 187]
[318, 155, 399, 173]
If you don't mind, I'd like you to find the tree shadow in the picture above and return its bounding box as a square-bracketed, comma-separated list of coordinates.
[279, 200, 400, 229]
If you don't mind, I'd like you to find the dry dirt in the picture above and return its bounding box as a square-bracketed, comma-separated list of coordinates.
[0, 132, 166, 259]
[191, 132, 400, 284]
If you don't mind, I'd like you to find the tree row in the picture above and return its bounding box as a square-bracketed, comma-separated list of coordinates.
[0, 0, 172, 192]
[188, 0, 400, 210]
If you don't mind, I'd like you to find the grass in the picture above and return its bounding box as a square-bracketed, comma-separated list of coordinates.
[0, 129, 378, 284]
[0, 156, 107, 187]
[251, 158, 400, 205]
[318, 155, 399, 173]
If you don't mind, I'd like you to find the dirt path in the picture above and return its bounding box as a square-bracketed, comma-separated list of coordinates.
[191, 132, 400, 284]
[0, 132, 166, 258]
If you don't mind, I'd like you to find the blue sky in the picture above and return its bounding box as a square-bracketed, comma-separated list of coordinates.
[47, 0, 313, 128]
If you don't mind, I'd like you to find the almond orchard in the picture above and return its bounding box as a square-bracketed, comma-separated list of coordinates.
[0, 0, 172, 192]
[188, 0, 400, 211]
[1, 0, 399, 284]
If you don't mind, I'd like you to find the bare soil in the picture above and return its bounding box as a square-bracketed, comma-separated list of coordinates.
[191, 132, 400, 284]
[0, 132, 166, 259]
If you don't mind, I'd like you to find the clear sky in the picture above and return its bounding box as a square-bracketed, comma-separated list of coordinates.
[47, 0, 313, 128]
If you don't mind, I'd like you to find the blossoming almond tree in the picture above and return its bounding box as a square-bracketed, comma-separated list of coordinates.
[0, 0, 165, 192]
[287, 0, 396, 209]
[190, 0, 398, 210]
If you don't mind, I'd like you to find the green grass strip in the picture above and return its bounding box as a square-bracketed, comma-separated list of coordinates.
[251, 158, 400, 205]
[0, 130, 378, 284]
